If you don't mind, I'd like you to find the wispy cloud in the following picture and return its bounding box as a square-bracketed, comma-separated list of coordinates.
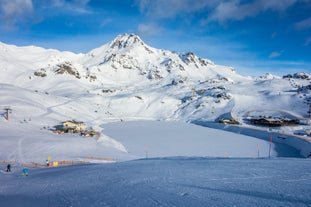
[208, 0, 297, 23]
[208, 1, 253, 22]
[304, 37, 311, 46]
[0, 0, 33, 30]
[295, 17, 311, 30]
[0, 0, 92, 31]
[259, 0, 298, 11]
[136, 0, 217, 19]
[51, 0, 90, 7]
[100, 18, 112, 28]
[269, 51, 283, 59]
[50, 0, 91, 13]
[136, 0, 298, 23]
[51, 0, 65, 7]
[137, 23, 163, 35]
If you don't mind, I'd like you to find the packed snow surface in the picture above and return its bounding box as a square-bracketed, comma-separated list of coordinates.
[1, 157, 311, 207]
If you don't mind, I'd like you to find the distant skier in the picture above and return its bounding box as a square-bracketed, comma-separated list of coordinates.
[46, 159, 50, 167]
[22, 167, 28, 176]
[6, 164, 11, 172]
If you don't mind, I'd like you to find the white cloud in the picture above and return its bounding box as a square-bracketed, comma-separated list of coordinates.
[0, 0, 33, 29]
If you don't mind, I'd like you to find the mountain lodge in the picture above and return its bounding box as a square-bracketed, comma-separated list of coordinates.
[59, 120, 86, 133]
[249, 117, 299, 127]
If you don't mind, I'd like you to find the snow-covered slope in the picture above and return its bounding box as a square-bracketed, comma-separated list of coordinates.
[0, 33, 311, 160]
[1, 157, 311, 207]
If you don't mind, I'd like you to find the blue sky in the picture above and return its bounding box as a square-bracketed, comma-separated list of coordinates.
[0, 0, 310, 76]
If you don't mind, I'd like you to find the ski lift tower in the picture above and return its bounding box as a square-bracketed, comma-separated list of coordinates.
[4, 107, 12, 121]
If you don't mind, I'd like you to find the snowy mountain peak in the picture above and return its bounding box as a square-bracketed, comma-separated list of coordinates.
[109, 33, 144, 49]
[283, 72, 311, 80]
[85, 33, 155, 67]
[179, 52, 214, 67]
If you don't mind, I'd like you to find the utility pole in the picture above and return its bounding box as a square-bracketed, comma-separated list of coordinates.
[4, 107, 12, 121]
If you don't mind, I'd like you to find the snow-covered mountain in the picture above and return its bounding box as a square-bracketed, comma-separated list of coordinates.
[0, 33, 311, 158]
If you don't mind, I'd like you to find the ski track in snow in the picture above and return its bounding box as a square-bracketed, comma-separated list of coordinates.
[0, 158, 310, 207]
[17, 137, 24, 163]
